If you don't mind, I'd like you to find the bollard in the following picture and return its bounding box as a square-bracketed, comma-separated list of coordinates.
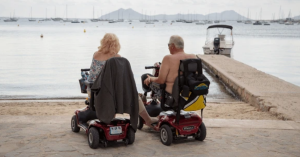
[132, 26, 134, 29]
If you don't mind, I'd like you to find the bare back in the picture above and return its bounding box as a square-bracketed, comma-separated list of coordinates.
[159, 52, 197, 94]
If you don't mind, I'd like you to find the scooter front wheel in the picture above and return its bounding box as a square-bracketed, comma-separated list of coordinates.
[160, 124, 173, 146]
[71, 115, 80, 132]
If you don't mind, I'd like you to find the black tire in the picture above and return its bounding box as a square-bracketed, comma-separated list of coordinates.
[160, 124, 173, 146]
[71, 115, 80, 132]
[127, 127, 135, 144]
[195, 122, 206, 141]
[88, 127, 100, 149]
[137, 116, 144, 130]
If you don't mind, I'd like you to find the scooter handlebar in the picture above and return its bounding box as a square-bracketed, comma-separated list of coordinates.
[145, 66, 159, 69]
[81, 69, 90, 71]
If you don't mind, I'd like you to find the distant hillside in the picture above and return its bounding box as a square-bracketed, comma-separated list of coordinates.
[294, 15, 300, 20]
[100, 8, 249, 21]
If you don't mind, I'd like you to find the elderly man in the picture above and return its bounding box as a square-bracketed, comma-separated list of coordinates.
[144, 35, 197, 94]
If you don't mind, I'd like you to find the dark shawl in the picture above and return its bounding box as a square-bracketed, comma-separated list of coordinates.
[91, 57, 139, 131]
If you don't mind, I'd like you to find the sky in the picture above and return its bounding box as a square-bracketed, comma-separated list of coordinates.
[0, 0, 299, 19]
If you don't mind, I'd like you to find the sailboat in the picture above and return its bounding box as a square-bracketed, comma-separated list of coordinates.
[285, 10, 294, 25]
[28, 7, 36, 22]
[63, 5, 72, 22]
[43, 9, 51, 21]
[90, 7, 98, 22]
[4, 11, 18, 22]
[128, 13, 132, 22]
[237, 11, 243, 23]
[244, 9, 252, 24]
[52, 7, 63, 21]
[162, 13, 167, 23]
[214, 13, 220, 23]
[195, 13, 205, 25]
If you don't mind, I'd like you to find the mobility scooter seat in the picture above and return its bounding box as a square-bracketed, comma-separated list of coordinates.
[159, 110, 195, 117]
[84, 80, 93, 87]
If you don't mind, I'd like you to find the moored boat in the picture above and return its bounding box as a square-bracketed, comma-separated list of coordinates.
[253, 21, 262, 25]
[202, 25, 234, 56]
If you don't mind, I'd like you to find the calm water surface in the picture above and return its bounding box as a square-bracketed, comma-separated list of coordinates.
[0, 20, 299, 99]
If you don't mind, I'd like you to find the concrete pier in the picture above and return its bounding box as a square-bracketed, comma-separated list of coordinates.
[197, 55, 300, 122]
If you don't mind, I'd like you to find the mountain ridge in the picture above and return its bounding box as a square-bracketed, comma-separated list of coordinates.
[100, 8, 250, 21]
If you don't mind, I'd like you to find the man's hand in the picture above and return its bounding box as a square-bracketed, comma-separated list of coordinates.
[144, 75, 151, 86]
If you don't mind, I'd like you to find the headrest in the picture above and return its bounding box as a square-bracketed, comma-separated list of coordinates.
[179, 58, 202, 74]
[188, 62, 197, 72]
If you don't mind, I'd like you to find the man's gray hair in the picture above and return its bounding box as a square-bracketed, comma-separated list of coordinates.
[169, 35, 184, 49]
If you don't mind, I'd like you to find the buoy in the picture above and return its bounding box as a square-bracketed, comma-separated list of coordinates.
[40, 34, 43, 38]
[84, 29, 86, 33]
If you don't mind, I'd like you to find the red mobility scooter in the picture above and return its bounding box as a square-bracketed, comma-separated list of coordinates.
[71, 67, 135, 149]
[138, 59, 210, 146]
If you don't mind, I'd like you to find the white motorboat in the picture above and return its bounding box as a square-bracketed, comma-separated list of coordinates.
[195, 21, 206, 25]
[207, 21, 213, 24]
[71, 19, 80, 23]
[244, 20, 252, 24]
[202, 25, 234, 56]
[4, 17, 18, 22]
[108, 20, 117, 23]
[285, 21, 294, 25]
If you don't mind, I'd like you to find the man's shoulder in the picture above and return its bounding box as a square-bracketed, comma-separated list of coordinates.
[162, 54, 173, 61]
[186, 53, 197, 59]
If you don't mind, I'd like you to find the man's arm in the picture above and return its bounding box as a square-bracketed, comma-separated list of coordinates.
[145, 55, 170, 85]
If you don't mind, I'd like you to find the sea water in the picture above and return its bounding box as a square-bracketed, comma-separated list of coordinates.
[0, 19, 299, 100]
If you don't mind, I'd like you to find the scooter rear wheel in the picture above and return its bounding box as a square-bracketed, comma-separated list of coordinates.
[71, 115, 80, 132]
[160, 124, 173, 146]
[88, 127, 100, 149]
[137, 116, 144, 130]
[127, 126, 135, 144]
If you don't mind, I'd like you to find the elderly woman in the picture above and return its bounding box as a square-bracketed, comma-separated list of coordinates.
[88, 33, 157, 127]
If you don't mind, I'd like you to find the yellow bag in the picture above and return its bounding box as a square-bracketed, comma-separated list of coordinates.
[181, 92, 206, 111]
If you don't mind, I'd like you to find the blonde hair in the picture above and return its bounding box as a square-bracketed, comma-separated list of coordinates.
[98, 33, 121, 54]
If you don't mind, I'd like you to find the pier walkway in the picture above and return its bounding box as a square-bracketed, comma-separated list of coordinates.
[197, 55, 300, 122]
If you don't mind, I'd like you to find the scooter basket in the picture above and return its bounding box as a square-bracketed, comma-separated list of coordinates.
[79, 78, 87, 93]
